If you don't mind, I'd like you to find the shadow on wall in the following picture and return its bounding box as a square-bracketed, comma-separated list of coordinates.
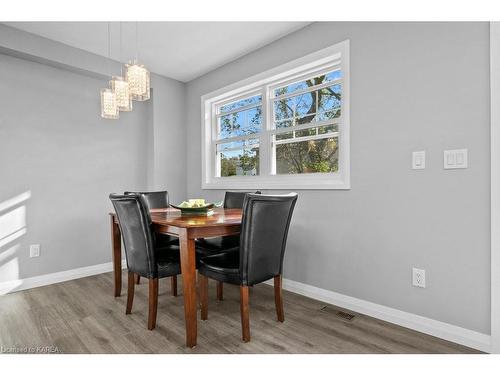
[0, 191, 31, 294]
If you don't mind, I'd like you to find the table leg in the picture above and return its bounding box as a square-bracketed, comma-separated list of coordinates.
[179, 228, 197, 348]
[110, 215, 122, 297]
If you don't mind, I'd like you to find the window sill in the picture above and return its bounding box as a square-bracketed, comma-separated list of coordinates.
[202, 174, 350, 190]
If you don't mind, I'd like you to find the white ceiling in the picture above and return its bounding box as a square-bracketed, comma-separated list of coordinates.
[4, 22, 309, 82]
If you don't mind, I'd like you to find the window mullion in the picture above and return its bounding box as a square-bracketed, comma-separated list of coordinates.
[258, 86, 271, 177]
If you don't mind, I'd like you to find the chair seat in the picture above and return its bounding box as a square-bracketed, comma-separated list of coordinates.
[195, 237, 223, 251]
[198, 250, 241, 285]
[196, 235, 239, 252]
[156, 233, 179, 247]
[158, 243, 222, 269]
[156, 246, 181, 278]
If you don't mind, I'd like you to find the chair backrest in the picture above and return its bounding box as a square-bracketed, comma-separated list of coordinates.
[109, 193, 158, 278]
[124, 190, 169, 210]
[223, 191, 261, 209]
[239, 193, 298, 285]
[221, 191, 261, 249]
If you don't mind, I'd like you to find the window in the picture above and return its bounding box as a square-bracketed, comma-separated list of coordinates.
[202, 40, 349, 189]
[216, 94, 262, 177]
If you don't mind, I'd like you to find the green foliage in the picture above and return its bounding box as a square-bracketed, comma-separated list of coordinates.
[239, 150, 258, 174]
[220, 155, 237, 176]
[220, 149, 259, 177]
[276, 138, 338, 174]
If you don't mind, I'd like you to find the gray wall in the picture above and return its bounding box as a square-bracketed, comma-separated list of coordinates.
[185, 22, 491, 333]
[151, 73, 186, 197]
[0, 50, 185, 280]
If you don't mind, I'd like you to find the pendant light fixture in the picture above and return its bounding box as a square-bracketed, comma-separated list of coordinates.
[100, 22, 151, 119]
[101, 23, 119, 120]
[125, 22, 150, 101]
[111, 75, 132, 111]
[111, 22, 132, 112]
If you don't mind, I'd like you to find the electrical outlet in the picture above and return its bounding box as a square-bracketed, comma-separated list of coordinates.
[29, 244, 40, 258]
[412, 267, 426, 288]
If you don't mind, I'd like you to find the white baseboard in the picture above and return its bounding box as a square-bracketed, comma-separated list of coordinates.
[0, 260, 127, 295]
[267, 277, 491, 353]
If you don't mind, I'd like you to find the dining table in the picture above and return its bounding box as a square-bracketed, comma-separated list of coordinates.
[109, 207, 243, 348]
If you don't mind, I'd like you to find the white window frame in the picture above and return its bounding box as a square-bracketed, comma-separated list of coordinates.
[201, 40, 350, 190]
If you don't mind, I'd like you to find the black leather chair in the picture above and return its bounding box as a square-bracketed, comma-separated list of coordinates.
[109, 193, 181, 330]
[196, 191, 261, 253]
[198, 193, 298, 342]
[125, 190, 179, 284]
[124, 190, 169, 209]
[196, 191, 261, 301]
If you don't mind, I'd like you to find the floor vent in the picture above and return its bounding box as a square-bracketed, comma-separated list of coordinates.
[336, 311, 356, 321]
[320, 305, 356, 321]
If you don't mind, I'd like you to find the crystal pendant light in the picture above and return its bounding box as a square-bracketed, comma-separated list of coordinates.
[110, 23, 132, 112]
[101, 23, 119, 120]
[125, 23, 151, 101]
[101, 88, 119, 119]
[111, 76, 133, 111]
[126, 62, 150, 101]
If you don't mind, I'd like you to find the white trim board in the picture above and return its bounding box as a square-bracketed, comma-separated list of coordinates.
[267, 277, 491, 353]
[0, 260, 127, 295]
[490, 22, 500, 354]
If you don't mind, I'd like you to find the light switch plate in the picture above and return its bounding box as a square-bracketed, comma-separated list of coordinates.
[444, 149, 468, 169]
[412, 151, 425, 169]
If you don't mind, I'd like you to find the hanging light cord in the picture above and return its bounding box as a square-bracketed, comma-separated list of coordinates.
[136, 22, 139, 63]
[119, 22, 123, 75]
[107, 22, 111, 76]
[108, 22, 111, 58]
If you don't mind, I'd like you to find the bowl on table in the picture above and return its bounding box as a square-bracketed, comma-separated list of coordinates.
[170, 199, 222, 216]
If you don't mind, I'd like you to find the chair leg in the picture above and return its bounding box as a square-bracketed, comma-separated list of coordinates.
[148, 278, 159, 330]
[274, 275, 284, 322]
[240, 285, 250, 342]
[126, 271, 135, 314]
[171, 275, 178, 296]
[196, 270, 201, 308]
[135, 274, 141, 285]
[216, 281, 223, 301]
[199, 274, 209, 320]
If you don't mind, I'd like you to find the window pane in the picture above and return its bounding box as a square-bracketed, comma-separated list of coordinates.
[220, 95, 262, 114]
[294, 92, 314, 117]
[275, 136, 338, 174]
[318, 84, 341, 113]
[219, 112, 244, 138]
[217, 139, 259, 177]
[318, 124, 338, 134]
[246, 107, 262, 131]
[274, 68, 341, 97]
[218, 106, 262, 139]
[273, 83, 341, 130]
[274, 98, 294, 121]
[275, 119, 293, 129]
[325, 70, 342, 81]
[317, 109, 341, 121]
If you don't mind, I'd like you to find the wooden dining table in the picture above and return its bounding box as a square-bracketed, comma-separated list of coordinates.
[109, 207, 242, 348]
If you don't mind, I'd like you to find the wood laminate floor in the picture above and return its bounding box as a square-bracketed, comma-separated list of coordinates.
[0, 271, 480, 354]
